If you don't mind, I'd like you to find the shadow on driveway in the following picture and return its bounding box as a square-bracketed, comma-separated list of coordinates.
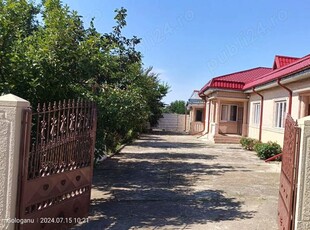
[85, 189, 253, 230]
[72, 134, 255, 229]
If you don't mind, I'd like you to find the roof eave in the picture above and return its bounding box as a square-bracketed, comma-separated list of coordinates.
[244, 68, 310, 93]
[201, 87, 244, 96]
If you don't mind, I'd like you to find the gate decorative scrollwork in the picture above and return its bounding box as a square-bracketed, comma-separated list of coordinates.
[17, 99, 97, 230]
[278, 114, 300, 230]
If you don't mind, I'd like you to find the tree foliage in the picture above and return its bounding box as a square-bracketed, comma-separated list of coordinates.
[0, 0, 169, 155]
[164, 100, 186, 114]
[138, 67, 169, 126]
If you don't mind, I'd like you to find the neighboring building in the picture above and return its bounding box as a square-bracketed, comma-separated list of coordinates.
[195, 54, 310, 145]
[186, 90, 205, 134]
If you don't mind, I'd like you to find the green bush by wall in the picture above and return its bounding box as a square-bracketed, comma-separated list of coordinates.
[254, 141, 282, 160]
[240, 137, 260, 151]
[240, 137, 282, 160]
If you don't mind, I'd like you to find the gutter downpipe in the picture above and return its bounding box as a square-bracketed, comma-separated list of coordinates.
[277, 78, 292, 115]
[253, 87, 263, 142]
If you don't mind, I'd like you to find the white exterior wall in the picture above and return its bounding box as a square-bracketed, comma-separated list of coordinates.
[248, 78, 310, 146]
[248, 92, 260, 140]
[0, 94, 30, 230]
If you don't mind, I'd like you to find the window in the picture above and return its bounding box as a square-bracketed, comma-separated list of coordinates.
[275, 100, 287, 128]
[195, 109, 203, 122]
[253, 103, 261, 125]
[221, 105, 237, 121]
[221, 105, 229, 121]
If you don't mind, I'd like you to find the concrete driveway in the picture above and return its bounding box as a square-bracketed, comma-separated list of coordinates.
[73, 132, 280, 230]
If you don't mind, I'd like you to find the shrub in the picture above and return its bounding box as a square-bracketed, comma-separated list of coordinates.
[254, 141, 282, 160]
[240, 137, 260, 151]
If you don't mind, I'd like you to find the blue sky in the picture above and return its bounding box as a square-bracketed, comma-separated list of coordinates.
[62, 0, 310, 104]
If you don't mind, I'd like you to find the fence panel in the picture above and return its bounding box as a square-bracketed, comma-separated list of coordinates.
[16, 99, 97, 230]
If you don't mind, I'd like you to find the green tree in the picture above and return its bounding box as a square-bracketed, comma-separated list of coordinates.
[138, 67, 169, 126]
[164, 100, 186, 114]
[87, 7, 149, 154]
[0, 0, 39, 95]
[0, 1, 168, 156]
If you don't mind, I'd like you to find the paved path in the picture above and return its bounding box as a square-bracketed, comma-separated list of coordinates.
[73, 132, 280, 230]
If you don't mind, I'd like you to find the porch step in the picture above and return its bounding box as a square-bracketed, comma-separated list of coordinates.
[214, 135, 242, 144]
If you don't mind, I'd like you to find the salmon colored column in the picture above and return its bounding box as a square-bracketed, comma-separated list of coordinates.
[242, 101, 248, 137]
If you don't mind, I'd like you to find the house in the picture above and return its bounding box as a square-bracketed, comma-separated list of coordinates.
[186, 90, 205, 134]
[195, 54, 310, 145]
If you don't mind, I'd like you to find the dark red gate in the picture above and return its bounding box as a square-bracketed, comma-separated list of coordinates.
[278, 114, 300, 230]
[16, 99, 97, 230]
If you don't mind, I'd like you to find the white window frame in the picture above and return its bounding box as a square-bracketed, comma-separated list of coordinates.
[274, 100, 287, 128]
[252, 102, 261, 125]
[221, 104, 238, 122]
[221, 105, 229, 121]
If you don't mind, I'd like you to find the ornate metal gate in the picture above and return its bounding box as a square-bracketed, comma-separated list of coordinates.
[278, 114, 300, 230]
[16, 99, 97, 230]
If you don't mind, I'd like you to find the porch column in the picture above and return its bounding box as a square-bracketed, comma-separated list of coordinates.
[207, 101, 211, 133]
[212, 100, 216, 122]
[214, 99, 220, 135]
[242, 101, 248, 136]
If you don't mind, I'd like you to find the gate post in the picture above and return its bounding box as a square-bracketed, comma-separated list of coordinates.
[295, 116, 310, 229]
[0, 94, 30, 230]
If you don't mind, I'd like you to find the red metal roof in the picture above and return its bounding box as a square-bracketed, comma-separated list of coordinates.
[199, 55, 309, 95]
[273, 55, 300, 70]
[198, 67, 272, 95]
[244, 54, 310, 90]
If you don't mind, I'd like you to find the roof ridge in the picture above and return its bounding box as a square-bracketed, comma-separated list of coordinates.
[275, 55, 300, 59]
[243, 54, 310, 90]
[214, 67, 271, 80]
[262, 54, 310, 78]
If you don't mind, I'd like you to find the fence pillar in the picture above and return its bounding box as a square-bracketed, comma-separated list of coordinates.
[0, 94, 30, 230]
[295, 116, 310, 229]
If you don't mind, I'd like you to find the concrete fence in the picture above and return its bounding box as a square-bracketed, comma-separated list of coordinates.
[0, 94, 30, 230]
[153, 113, 189, 132]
